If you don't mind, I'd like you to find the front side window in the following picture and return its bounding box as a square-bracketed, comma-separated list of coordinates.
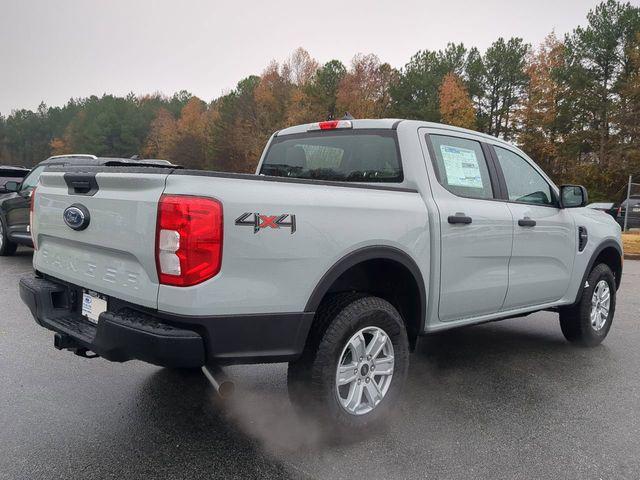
[429, 135, 494, 200]
[20, 165, 46, 191]
[494, 146, 555, 206]
[260, 131, 402, 183]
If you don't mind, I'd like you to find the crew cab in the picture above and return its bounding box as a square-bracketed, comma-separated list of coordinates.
[19, 119, 623, 429]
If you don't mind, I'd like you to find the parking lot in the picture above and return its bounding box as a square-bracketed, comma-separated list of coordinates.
[1, 250, 639, 480]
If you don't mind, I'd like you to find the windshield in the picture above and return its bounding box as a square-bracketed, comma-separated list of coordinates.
[260, 130, 402, 183]
[20, 165, 46, 190]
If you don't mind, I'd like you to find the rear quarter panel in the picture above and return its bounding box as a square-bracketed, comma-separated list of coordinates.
[158, 175, 430, 316]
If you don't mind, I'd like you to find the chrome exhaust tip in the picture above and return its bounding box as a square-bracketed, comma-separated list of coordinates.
[202, 364, 235, 399]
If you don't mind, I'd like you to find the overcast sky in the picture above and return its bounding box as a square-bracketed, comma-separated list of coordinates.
[0, 0, 604, 115]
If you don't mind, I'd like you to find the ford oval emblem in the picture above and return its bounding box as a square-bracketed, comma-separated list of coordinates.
[63, 204, 90, 231]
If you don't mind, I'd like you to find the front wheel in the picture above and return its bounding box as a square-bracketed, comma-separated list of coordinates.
[0, 217, 17, 257]
[288, 294, 409, 431]
[559, 263, 616, 347]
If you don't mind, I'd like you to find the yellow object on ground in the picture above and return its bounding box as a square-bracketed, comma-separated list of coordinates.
[622, 232, 640, 256]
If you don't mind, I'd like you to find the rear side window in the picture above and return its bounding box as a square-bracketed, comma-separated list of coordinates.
[260, 131, 402, 183]
[493, 146, 555, 206]
[428, 135, 494, 199]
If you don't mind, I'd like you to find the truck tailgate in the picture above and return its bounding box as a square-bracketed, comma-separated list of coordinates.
[33, 170, 169, 308]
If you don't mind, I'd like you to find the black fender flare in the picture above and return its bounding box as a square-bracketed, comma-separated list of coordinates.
[303, 245, 427, 333]
[573, 239, 623, 304]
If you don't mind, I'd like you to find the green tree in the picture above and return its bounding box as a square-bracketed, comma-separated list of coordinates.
[560, 0, 640, 196]
[390, 43, 469, 121]
[481, 37, 530, 140]
[304, 60, 347, 120]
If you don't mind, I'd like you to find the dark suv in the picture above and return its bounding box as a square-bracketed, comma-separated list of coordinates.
[0, 155, 103, 255]
[0, 155, 176, 255]
[0, 166, 29, 193]
[612, 195, 640, 230]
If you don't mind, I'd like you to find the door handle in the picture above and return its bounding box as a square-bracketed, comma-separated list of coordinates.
[518, 217, 536, 227]
[448, 214, 472, 225]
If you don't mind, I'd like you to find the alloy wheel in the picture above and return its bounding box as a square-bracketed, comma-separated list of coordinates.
[335, 326, 395, 416]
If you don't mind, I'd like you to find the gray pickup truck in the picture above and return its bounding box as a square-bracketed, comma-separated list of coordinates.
[19, 119, 623, 429]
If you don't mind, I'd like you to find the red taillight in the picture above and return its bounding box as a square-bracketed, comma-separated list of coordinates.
[155, 195, 223, 287]
[319, 120, 339, 130]
[29, 187, 37, 250]
[308, 120, 353, 131]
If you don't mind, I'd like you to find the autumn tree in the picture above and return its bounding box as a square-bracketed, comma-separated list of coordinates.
[336, 54, 397, 118]
[283, 47, 319, 86]
[439, 72, 476, 129]
[143, 108, 177, 159]
[517, 34, 566, 180]
[172, 97, 209, 169]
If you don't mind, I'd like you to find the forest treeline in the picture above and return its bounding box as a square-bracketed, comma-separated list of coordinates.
[0, 0, 638, 199]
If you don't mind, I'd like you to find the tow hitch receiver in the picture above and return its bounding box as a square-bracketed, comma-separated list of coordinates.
[53, 333, 99, 358]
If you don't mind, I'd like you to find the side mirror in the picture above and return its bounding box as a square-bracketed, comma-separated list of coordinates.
[4, 181, 20, 193]
[560, 185, 588, 208]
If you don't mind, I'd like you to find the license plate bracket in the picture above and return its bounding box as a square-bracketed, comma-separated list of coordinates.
[81, 290, 108, 324]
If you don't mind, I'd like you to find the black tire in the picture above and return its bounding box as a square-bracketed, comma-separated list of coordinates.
[288, 293, 409, 431]
[559, 263, 616, 347]
[0, 216, 17, 257]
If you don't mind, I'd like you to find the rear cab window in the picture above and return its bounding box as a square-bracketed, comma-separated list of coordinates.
[427, 134, 494, 200]
[260, 130, 403, 183]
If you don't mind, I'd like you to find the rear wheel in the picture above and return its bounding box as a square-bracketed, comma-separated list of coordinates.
[0, 217, 17, 257]
[288, 294, 409, 431]
[559, 263, 616, 347]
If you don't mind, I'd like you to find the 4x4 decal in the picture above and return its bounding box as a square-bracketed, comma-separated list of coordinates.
[235, 213, 296, 234]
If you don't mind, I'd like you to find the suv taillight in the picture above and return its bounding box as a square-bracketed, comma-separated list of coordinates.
[29, 187, 37, 250]
[156, 195, 223, 287]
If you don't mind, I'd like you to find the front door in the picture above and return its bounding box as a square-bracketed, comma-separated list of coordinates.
[491, 145, 575, 308]
[426, 133, 513, 322]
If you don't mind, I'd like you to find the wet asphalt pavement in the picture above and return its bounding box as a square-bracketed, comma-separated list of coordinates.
[1, 249, 639, 480]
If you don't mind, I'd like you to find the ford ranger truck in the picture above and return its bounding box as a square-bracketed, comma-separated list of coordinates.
[19, 119, 623, 429]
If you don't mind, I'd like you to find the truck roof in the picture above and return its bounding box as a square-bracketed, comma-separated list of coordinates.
[275, 119, 515, 148]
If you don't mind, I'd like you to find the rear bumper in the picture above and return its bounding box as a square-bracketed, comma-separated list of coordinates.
[19, 274, 314, 367]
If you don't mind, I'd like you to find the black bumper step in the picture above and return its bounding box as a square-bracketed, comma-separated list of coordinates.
[19, 275, 205, 368]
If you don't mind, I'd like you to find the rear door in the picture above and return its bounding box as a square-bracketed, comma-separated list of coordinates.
[424, 132, 513, 322]
[490, 145, 575, 308]
[33, 168, 170, 308]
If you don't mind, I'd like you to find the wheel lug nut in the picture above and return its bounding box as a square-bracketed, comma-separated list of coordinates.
[357, 379, 361, 384]
[354, 368, 358, 374]
[371, 365, 375, 370]
[365, 377, 370, 383]
[359, 357, 363, 362]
